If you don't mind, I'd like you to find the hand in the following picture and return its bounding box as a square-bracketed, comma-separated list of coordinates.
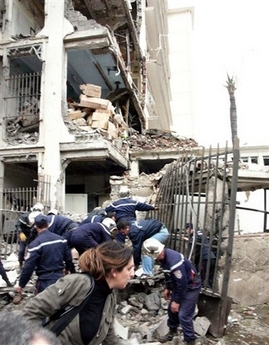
[19, 233, 27, 241]
[16, 286, 22, 294]
[170, 301, 180, 313]
[163, 288, 171, 300]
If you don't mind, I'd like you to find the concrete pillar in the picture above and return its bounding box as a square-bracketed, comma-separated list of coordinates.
[38, 0, 74, 209]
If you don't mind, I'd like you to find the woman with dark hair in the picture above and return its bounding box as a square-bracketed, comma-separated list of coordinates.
[21, 241, 134, 345]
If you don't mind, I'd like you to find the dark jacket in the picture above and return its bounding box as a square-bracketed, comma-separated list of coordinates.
[69, 223, 112, 255]
[80, 214, 105, 225]
[19, 230, 73, 288]
[47, 215, 78, 236]
[190, 231, 216, 264]
[129, 219, 163, 266]
[105, 197, 154, 223]
[160, 248, 201, 304]
[22, 273, 122, 345]
[16, 211, 34, 239]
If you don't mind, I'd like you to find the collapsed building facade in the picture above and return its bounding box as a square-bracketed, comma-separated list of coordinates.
[0, 0, 183, 212]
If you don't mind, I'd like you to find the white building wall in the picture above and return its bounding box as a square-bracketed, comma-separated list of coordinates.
[168, 0, 269, 148]
[168, 8, 194, 138]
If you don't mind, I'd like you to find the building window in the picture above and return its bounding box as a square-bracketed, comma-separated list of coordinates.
[251, 156, 258, 164]
[263, 156, 269, 166]
[4, 72, 41, 140]
[241, 157, 249, 163]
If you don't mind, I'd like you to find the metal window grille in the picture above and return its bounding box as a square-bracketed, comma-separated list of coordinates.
[4, 73, 41, 136]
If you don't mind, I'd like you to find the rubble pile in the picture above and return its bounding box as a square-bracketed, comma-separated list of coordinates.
[122, 130, 200, 152]
[67, 83, 127, 141]
[1, 252, 269, 345]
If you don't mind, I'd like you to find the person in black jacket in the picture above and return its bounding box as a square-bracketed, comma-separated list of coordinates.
[17, 214, 74, 294]
[117, 219, 169, 276]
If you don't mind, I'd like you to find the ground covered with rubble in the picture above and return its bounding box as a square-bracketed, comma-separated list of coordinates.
[0, 254, 268, 345]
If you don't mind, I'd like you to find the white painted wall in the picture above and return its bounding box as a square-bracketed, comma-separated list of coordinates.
[65, 194, 88, 214]
[168, 0, 269, 148]
[236, 189, 269, 234]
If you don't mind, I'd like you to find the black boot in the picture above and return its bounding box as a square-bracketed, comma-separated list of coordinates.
[159, 328, 178, 343]
[186, 340, 196, 345]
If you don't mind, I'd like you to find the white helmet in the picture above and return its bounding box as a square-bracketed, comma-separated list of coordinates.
[28, 210, 42, 226]
[32, 202, 44, 212]
[119, 186, 130, 198]
[102, 218, 117, 232]
[48, 208, 58, 215]
[142, 238, 165, 259]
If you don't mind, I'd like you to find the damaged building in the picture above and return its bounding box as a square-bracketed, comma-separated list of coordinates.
[0, 0, 194, 212]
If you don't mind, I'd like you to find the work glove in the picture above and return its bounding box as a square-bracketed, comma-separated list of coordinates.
[19, 233, 27, 241]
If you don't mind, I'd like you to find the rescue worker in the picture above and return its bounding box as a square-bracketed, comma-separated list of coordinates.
[80, 208, 116, 225]
[17, 214, 75, 294]
[186, 222, 216, 288]
[16, 202, 44, 268]
[142, 238, 201, 345]
[69, 217, 118, 256]
[105, 186, 156, 223]
[0, 258, 13, 287]
[47, 209, 79, 238]
[117, 219, 169, 276]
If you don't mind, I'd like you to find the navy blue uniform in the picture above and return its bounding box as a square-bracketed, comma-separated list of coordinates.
[47, 215, 78, 236]
[16, 211, 38, 266]
[160, 248, 201, 343]
[128, 219, 164, 266]
[19, 230, 74, 294]
[105, 197, 154, 223]
[80, 214, 105, 225]
[69, 222, 112, 255]
[189, 231, 216, 287]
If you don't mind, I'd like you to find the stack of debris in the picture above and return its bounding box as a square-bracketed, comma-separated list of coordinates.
[67, 83, 127, 140]
[122, 129, 200, 153]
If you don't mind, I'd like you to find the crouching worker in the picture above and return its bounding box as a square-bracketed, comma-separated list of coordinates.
[21, 241, 135, 345]
[142, 238, 201, 345]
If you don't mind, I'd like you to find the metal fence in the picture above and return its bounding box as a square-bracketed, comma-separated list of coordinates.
[149, 144, 239, 336]
[0, 185, 50, 258]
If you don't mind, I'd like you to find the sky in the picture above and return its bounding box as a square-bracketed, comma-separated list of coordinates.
[168, 0, 269, 148]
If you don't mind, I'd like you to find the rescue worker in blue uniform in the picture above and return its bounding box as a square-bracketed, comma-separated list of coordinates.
[186, 223, 216, 288]
[16, 202, 44, 268]
[47, 209, 79, 237]
[142, 238, 201, 345]
[117, 219, 169, 276]
[80, 209, 116, 225]
[69, 217, 118, 256]
[105, 187, 156, 223]
[17, 214, 74, 295]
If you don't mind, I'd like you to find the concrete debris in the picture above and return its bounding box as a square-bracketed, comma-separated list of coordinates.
[122, 130, 199, 152]
[193, 316, 211, 336]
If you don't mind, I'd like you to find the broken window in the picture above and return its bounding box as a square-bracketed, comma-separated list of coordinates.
[4, 72, 41, 143]
[4, 47, 42, 144]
